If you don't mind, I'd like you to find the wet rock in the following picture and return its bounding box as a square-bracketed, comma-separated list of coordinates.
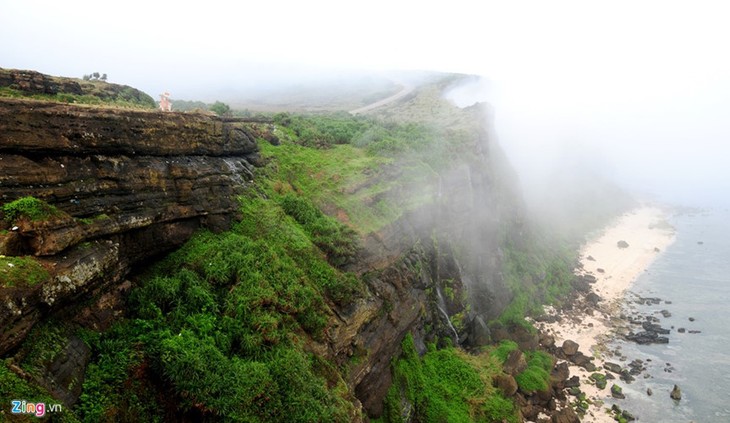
[611, 384, 626, 399]
[626, 331, 669, 345]
[689, 317, 696, 322]
[561, 339, 579, 356]
[590, 372, 607, 389]
[660, 309, 672, 318]
[678, 327, 686, 333]
[617, 240, 630, 249]
[670, 384, 682, 400]
[586, 255, 596, 261]
[604, 362, 622, 374]
[622, 410, 636, 421]
[597, 268, 605, 273]
[646, 388, 653, 396]
[688, 330, 701, 334]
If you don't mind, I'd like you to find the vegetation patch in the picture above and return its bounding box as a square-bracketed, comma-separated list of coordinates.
[2, 196, 63, 223]
[0, 255, 49, 287]
[381, 334, 518, 423]
[514, 351, 553, 394]
[73, 192, 361, 421]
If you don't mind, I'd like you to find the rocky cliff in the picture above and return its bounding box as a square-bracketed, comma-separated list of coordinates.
[0, 98, 260, 355]
[0, 76, 554, 422]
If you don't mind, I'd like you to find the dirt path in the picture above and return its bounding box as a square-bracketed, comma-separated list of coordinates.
[349, 82, 414, 115]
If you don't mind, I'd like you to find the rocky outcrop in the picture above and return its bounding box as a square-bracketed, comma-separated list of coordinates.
[0, 98, 260, 355]
[0, 67, 155, 106]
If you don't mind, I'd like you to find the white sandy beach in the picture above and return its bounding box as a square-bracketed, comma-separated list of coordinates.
[537, 206, 676, 422]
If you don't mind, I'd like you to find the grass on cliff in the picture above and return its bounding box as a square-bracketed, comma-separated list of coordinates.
[0, 83, 156, 110]
[0, 255, 49, 287]
[73, 192, 362, 422]
[380, 334, 518, 423]
[258, 114, 456, 234]
[1, 196, 63, 223]
[495, 230, 577, 331]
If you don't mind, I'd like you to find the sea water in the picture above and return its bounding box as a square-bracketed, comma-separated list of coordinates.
[607, 208, 730, 422]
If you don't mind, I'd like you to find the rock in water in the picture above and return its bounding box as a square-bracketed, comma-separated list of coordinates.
[647, 388, 653, 396]
[617, 240, 630, 249]
[670, 384, 682, 400]
[611, 384, 626, 399]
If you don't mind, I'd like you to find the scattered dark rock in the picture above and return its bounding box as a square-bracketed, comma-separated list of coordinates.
[689, 317, 696, 322]
[586, 255, 596, 261]
[670, 384, 682, 400]
[597, 268, 605, 273]
[551, 407, 580, 423]
[665, 300, 672, 304]
[654, 247, 661, 252]
[647, 388, 653, 396]
[611, 384, 626, 399]
[697, 241, 704, 245]
[626, 331, 669, 345]
[586, 292, 602, 305]
[688, 330, 701, 334]
[582, 274, 597, 283]
[617, 240, 630, 249]
[604, 362, 622, 374]
[678, 328, 686, 333]
[561, 339, 579, 356]
[539, 332, 556, 348]
[622, 409, 636, 421]
[564, 376, 580, 388]
[568, 386, 581, 396]
[660, 309, 672, 318]
[590, 372, 607, 389]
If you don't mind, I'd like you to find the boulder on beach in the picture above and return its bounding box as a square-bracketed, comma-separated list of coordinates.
[604, 362, 622, 374]
[617, 240, 630, 249]
[586, 255, 596, 261]
[561, 339, 579, 356]
[596, 268, 605, 273]
[670, 384, 682, 400]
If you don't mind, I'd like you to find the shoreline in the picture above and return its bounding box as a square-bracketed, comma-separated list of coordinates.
[535, 206, 676, 422]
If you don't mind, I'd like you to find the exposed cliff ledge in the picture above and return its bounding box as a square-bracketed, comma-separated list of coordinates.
[0, 98, 260, 355]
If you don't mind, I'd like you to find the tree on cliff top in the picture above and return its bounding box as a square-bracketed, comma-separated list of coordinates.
[210, 101, 231, 117]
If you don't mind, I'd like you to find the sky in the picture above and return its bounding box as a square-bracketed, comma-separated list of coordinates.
[2, 0, 729, 206]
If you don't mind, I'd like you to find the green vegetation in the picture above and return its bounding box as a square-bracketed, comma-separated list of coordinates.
[381, 335, 518, 423]
[72, 192, 361, 421]
[0, 81, 156, 109]
[2, 196, 63, 223]
[0, 255, 49, 287]
[496, 231, 577, 330]
[209, 101, 231, 116]
[0, 359, 81, 422]
[514, 351, 553, 394]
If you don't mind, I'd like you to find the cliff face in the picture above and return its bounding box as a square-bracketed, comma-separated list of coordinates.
[0, 83, 528, 419]
[0, 98, 260, 355]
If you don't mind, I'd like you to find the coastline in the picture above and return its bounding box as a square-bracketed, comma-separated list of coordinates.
[535, 206, 676, 422]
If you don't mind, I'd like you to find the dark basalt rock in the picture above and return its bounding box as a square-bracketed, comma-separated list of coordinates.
[617, 240, 630, 249]
[604, 362, 622, 374]
[670, 384, 682, 400]
[561, 339, 579, 356]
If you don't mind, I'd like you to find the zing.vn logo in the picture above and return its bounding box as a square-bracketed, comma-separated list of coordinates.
[11, 400, 63, 417]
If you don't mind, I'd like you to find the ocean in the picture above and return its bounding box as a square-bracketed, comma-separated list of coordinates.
[606, 208, 730, 422]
